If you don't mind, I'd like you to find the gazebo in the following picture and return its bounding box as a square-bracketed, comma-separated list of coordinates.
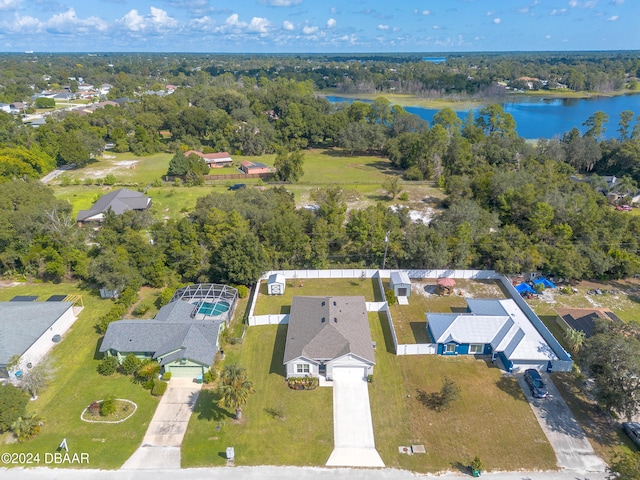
[436, 278, 456, 296]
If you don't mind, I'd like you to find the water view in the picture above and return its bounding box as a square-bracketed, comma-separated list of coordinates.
[326, 93, 640, 139]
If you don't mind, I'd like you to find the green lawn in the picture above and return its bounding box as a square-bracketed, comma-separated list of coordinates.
[0, 283, 159, 469]
[253, 277, 382, 315]
[52, 148, 439, 223]
[368, 311, 557, 473]
[181, 324, 334, 467]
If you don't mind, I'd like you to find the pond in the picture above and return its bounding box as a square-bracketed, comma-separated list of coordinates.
[325, 93, 640, 139]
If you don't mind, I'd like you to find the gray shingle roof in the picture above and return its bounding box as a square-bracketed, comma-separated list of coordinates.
[99, 317, 223, 367]
[283, 296, 375, 365]
[76, 188, 151, 222]
[0, 302, 74, 365]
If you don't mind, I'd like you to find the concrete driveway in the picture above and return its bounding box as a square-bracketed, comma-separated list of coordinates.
[122, 378, 202, 469]
[516, 372, 606, 473]
[325, 368, 384, 468]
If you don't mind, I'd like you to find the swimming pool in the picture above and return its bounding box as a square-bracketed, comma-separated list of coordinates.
[197, 301, 230, 316]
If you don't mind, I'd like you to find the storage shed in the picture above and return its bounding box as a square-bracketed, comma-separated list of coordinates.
[390, 271, 411, 298]
[267, 273, 286, 295]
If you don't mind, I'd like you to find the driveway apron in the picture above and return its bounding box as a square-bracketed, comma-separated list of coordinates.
[517, 372, 606, 473]
[122, 378, 202, 470]
[326, 368, 384, 467]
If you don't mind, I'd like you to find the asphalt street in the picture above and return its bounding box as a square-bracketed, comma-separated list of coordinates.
[0, 466, 610, 480]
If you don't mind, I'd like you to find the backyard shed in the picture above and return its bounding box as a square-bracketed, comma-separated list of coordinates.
[267, 273, 286, 295]
[437, 278, 456, 295]
[390, 271, 411, 298]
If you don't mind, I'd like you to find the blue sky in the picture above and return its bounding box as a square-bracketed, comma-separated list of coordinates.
[0, 0, 636, 52]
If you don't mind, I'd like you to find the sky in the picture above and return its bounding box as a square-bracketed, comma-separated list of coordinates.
[0, 0, 636, 53]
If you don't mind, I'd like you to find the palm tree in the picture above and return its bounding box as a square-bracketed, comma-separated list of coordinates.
[217, 364, 255, 420]
[565, 328, 586, 356]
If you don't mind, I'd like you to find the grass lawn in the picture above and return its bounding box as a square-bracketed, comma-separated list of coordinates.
[368, 311, 557, 473]
[181, 324, 334, 467]
[253, 277, 382, 315]
[0, 282, 159, 469]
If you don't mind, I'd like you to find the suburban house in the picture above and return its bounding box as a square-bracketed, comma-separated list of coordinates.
[427, 298, 560, 372]
[99, 300, 225, 378]
[0, 298, 81, 379]
[184, 150, 233, 168]
[76, 188, 152, 225]
[554, 307, 621, 338]
[240, 160, 271, 174]
[283, 296, 375, 381]
[100, 283, 238, 378]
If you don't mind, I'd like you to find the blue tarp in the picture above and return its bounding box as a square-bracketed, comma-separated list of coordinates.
[516, 283, 536, 294]
[533, 278, 556, 289]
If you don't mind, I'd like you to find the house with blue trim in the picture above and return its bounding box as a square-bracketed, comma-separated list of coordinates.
[426, 298, 559, 372]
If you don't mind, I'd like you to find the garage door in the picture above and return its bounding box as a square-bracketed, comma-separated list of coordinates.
[167, 365, 204, 378]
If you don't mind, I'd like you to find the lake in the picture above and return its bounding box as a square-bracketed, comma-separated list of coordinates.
[325, 93, 640, 139]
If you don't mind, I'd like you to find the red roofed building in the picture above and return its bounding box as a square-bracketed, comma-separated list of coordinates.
[240, 160, 271, 174]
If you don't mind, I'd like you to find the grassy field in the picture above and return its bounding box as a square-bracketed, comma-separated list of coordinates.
[369, 311, 557, 473]
[253, 277, 382, 315]
[181, 324, 334, 467]
[0, 282, 160, 469]
[52, 148, 442, 222]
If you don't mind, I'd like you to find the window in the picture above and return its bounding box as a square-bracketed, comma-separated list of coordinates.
[296, 363, 310, 374]
[469, 344, 483, 354]
[445, 343, 456, 353]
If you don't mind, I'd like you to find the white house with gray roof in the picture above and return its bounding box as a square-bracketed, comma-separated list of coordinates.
[0, 301, 78, 379]
[283, 296, 375, 381]
[99, 300, 225, 378]
[76, 188, 151, 225]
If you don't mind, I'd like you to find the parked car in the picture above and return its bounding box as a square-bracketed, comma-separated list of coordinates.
[524, 369, 548, 398]
[622, 422, 640, 449]
[615, 204, 632, 211]
[228, 183, 246, 191]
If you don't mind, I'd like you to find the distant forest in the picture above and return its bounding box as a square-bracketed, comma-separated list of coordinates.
[1, 52, 640, 288]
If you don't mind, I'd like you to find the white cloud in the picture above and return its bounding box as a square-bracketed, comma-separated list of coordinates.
[607, 15, 619, 20]
[46, 8, 107, 33]
[610, 0, 623, 4]
[120, 7, 177, 32]
[486, 10, 495, 16]
[493, 17, 502, 24]
[584, 1, 597, 7]
[326, 18, 336, 28]
[377, 24, 389, 30]
[302, 25, 318, 34]
[217, 13, 271, 34]
[413, 9, 430, 15]
[1, 13, 41, 33]
[283, 20, 294, 30]
[0, 0, 21, 11]
[260, 0, 301, 6]
[550, 8, 568, 15]
[568, 0, 578, 6]
[432, 25, 440, 29]
[546, 34, 551, 38]
[247, 17, 270, 33]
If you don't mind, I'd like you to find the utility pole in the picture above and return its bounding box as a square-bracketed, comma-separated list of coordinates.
[382, 230, 390, 270]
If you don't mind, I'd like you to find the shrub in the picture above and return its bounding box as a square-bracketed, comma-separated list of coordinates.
[0, 384, 29, 433]
[142, 379, 154, 390]
[83, 177, 93, 185]
[11, 415, 43, 442]
[162, 371, 172, 381]
[398, 192, 409, 201]
[96, 304, 127, 333]
[121, 353, 141, 376]
[100, 395, 117, 416]
[151, 379, 168, 396]
[236, 285, 249, 298]
[104, 174, 117, 185]
[203, 369, 216, 384]
[88, 401, 100, 416]
[59, 175, 71, 186]
[97, 356, 118, 376]
[367, 374, 374, 383]
[385, 288, 396, 306]
[132, 303, 150, 316]
[157, 287, 175, 307]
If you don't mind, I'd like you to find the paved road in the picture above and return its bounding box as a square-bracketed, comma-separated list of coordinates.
[326, 368, 384, 468]
[0, 466, 609, 480]
[516, 372, 606, 473]
[40, 164, 75, 184]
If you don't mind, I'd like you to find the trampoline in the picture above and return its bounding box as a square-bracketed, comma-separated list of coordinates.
[197, 301, 230, 316]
